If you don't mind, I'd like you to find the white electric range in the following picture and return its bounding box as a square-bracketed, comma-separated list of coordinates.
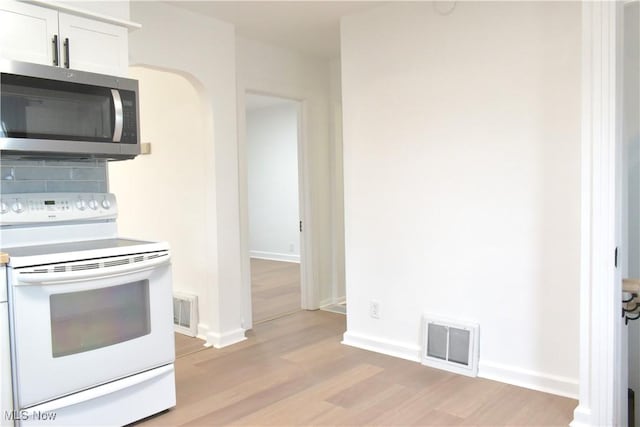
[0, 193, 176, 426]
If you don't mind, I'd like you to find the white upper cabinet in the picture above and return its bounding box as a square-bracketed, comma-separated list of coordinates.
[0, 1, 130, 77]
[0, 1, 58, 66]
[58, 13, 128, 77]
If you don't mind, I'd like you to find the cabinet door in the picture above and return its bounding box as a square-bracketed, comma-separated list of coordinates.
[0, 1, 59, 66]
[58, 12, 128, 77]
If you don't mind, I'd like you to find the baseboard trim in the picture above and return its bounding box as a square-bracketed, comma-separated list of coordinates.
[196, 323, 213, 348]
[206, 328, 247, 349]
[319, 298, 332, 308]
[342, 330, 421, 362]
[250, 251, 300, 263]
[343, 331, 579, 400]
[569, 405, 592, 427]
[320, 295, 346, 309]
[478, 361, 579, 399]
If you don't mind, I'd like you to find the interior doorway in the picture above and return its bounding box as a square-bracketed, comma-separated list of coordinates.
[245, 93, 303, 323]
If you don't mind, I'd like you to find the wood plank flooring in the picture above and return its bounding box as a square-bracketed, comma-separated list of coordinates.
[140, 311, 576, 426]
[175, 333, 207, 359]
[174, 258, 300, 358]
[251, 258, 301, 323]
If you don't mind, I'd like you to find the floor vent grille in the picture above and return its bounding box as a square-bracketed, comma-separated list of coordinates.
[173, 292, 198, 337]
[421, 315, 479, 377]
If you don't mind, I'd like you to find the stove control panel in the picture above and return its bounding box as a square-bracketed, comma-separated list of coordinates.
[0, 193, 117, 225]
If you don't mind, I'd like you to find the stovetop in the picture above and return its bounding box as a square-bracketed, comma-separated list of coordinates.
[4, 238, 153, 257]
[1, 193, 169, 268]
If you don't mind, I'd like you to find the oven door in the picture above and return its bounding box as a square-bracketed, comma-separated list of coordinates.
[8, 252, 174, 409]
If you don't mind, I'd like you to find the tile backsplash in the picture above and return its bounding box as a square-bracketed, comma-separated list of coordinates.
[0, 158, 108, 194]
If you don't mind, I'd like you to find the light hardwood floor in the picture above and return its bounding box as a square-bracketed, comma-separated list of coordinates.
[251, 258, 301, 323]
[175, 333, 207, 359]
[141, 311, 576, 426]
[174, 258, 300, 358]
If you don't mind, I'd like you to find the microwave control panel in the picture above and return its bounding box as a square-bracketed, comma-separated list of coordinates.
[120, 90, 138, 145]
[0, 193, 117, 225]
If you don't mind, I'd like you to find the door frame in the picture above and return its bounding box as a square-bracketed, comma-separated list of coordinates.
[237, 89, 316, 330]
[623, 0, 640, 421]
[572, 1, 625, 425]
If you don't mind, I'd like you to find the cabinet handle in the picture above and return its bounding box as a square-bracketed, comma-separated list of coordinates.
[63, 37, 70, 69]
[52, 34, 59, 66]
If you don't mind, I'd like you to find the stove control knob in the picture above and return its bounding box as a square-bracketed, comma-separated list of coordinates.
[12, 201, 24, 213]
[88, 199, 98, 210]
[1, 202, 8, 214]
[101, 199, 111, 209]
[76, 200, 87, 211]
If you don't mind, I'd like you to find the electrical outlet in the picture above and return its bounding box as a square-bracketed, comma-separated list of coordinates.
[370, 300, 380, 319]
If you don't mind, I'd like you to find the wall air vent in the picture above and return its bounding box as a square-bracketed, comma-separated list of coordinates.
[173, 292, 198, 337]
[421, 315, 479, 377]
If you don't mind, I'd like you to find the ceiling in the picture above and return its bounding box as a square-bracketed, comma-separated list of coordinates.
[167, 1, 383, 59]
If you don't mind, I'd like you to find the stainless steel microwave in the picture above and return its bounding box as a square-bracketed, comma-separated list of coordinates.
[0, 60, 139, 160]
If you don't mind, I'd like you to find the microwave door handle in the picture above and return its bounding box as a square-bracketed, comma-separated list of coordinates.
[111, 89, 123, 142]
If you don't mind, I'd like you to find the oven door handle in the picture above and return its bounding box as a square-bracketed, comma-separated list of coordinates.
[15, 255, 170, 286]
[26, 364, 174, 413]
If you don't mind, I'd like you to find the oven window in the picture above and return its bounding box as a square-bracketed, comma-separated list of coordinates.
[49, 281, 151, 358]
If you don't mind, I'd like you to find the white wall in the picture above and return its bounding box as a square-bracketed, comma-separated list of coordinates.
[112, 2, 244, 348]
[109, 66, 209, 327]
[247, 100, 300, 262]
[624, 2, 640, 423]
[236, 36, 339, 321]
[113, 3, 344, 341]
[341, 1, 581, 397]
